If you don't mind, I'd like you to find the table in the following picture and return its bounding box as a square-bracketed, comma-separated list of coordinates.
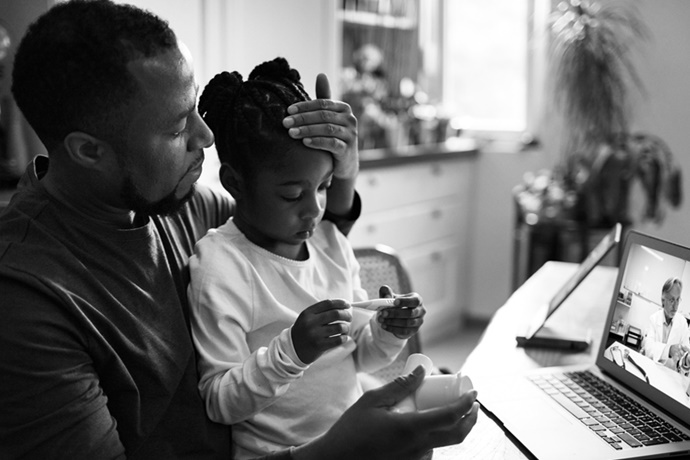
[433, 261, 619, 459]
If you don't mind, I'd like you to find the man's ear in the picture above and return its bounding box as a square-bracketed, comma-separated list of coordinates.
[220, 163, 244, 199]
[63, 132, 110, 170]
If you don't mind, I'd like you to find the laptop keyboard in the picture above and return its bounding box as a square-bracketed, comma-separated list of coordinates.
[530, 370, 690, 451]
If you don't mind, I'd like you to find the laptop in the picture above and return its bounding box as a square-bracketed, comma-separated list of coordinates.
[516, 223, 622, 351]
[475, 230, 690, 460]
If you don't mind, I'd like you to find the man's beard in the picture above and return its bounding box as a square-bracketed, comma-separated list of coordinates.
[120, 176, 196, 217]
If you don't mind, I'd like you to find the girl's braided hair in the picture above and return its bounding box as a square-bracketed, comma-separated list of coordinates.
[199, 57, 311, 176]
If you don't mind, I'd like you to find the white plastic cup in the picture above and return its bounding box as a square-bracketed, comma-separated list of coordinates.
[415, 374, 473, 411]
[402, 353, 434, 375]
[395, 354, 474, 412]
[396, 354, 434, 413]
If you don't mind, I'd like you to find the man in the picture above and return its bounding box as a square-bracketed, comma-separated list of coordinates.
[641, 277, 690, 372]
[0, 1, 478, 459]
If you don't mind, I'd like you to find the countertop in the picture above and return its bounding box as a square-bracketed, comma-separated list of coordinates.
[359, 137, 479, 169]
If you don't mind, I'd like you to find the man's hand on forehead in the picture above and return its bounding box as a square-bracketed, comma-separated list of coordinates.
[315, 73, 331, 99]
[282, 73, 358, 180]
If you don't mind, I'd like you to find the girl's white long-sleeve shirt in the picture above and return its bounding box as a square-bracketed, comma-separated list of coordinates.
[188, 219, 405, 459]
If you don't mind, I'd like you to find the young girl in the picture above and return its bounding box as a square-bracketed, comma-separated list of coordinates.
[188, 58, 425, 459]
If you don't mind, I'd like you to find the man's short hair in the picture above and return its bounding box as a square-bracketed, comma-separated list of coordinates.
[662, 277, 683, 296]
[12, 0, 177, 151]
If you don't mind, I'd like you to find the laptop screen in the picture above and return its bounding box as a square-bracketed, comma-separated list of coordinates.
[597, 231, 690, 423]
[546, 224, 621, 316]
[524, 223, 621, 339]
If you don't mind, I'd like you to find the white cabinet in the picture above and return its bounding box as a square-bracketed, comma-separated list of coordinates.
[350, 154, 477, 345]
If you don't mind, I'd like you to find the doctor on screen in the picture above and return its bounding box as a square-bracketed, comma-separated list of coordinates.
[642, 278, 690, 371]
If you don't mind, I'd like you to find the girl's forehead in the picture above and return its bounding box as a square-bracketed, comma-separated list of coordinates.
[260, 145, 333, 180]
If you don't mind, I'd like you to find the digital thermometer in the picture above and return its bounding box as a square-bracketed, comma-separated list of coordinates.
[351, 298, 397, 311]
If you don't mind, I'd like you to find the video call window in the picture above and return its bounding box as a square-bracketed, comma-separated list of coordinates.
[604, 243, 690, 407]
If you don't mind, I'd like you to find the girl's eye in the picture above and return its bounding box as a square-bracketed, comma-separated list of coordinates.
[283, 194, 301, 202]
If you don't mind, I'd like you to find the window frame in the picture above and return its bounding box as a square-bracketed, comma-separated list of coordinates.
[426, 0, 550, 147]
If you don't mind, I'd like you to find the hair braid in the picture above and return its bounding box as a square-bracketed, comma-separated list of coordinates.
[199, 71, 248, 168]
[200, 57, 312, 176]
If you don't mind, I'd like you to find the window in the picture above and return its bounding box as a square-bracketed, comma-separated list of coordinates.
[339, 0, 549, 148]
[434, 0, 549, 140]
[444, 1, 529, 132]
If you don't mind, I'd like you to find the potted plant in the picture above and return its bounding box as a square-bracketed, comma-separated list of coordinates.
[515, 0, 682, 228]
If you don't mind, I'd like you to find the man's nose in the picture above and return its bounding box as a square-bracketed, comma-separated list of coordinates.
[191, 111, 215, 150]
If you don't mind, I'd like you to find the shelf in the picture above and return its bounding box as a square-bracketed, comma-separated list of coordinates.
[338, 10, 416, 29]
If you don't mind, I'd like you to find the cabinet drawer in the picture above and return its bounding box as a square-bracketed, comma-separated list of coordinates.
[357, 159, 471, 213]
[349, 197, 465, 250]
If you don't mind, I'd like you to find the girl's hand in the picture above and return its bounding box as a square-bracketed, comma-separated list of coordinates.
[377, 285, 426, 340]
[291, 299, 353, 364]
